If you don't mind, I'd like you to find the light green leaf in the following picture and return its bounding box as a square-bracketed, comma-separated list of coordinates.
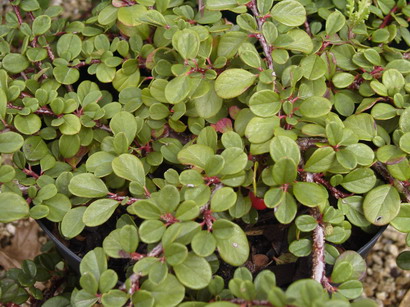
[172, 29, 200, 59]
[215, 69, 256, 99]
[61, 207, 86, 239]
[0, 192, 29, 223]
[83, 199, 120, 227]
[271, 0, 306, 27]
[269, 135, 300, 164]
[173, 253, 212, 290]
[363, 185, 400, 225]
[177, 144, 214, 169]
[112, 154, 145, 186]
[299, 96, 332, 118]
[293, 182, 328, 207]
[68, 173, 108, 198]
[0, 132, 24, 153]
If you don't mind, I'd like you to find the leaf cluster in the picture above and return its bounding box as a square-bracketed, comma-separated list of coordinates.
[0, 0, 410, 306]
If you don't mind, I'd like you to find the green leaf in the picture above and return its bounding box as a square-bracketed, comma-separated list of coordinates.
[2, 53, 29, 73]
[206, 0, 237, 10]
[165, 75, 192, 104]
[331, 261, 353, 283]
[363, 185, 400, 225]
[59, 114, 81, 135]
[61, 207, 86, 239]
[101, 290, 128, 307]
[341, 168, 376, 193]
[0, 165, 15, 183]
[0, 87, 6, 119]
[218, 31, 248, 59]
[249, 90, 281, 117]
[0, 192, 29, 223]
[110, 111, 137, 146]
[164, 243, 188, 266]
[139, 220, 166, 243]
[220, 147, 248, 175]
[53, 66, 80, 85]
[68, 173, 108, 198]
[344, 114, 376, 141]
[289, 239, 312, 257]
[211, 187, 237, 212]
[274, 29, 313, 54]
[299, 96, 332, 118]
[300, 54, 326, 80]
[99, 269, 118, 294]
[177, 144, 214, 169]
[98, 5, 118, 25]
[191, 231, 216, 257]
[80, 247, 107, 280]
[214, 220, 249, 266]
[215, 69, 256, 99]
[245, 116, 280, 144]
[83, 199, 119, 227]
[269, 135, 300, 164]
[272, 157, 297, 184]
[397, 251, 410, 270]
[172, 29, 200, 59]
[59, 134, 80, 158]
[32, 15, 51, 35]
[337, 280, 363, 300]
[43, 194, 71, 222]
[293, 182, 328, 208]
[295, 215, 317, 232]
[194, 83, 222, 119]
[326, 10, 346, 35]
[304, 147, 335, 173]
[23, 136, 49, 161]
[0, 132, 24, 153]
[72, 290, 99, 307]
[127, 200, 161, 220]
[173, 253, 212, 290]
[103, 227, 138, 258]
[141, 274, 185, 307]
[271, 0, 306, 27]
[57, 34, 82, 60]
[80, 272, 98, 295]
[14, 114, 42, 135]
[112, 154, 145, 186]
[86, 151, 115, 177]
[390, 204, 410, 232]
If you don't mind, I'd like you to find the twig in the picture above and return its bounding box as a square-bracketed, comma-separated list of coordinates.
[312, 173, 352, 199]
[147, 243, 163, 257]
[107, 192, 142, 205]
[247, 0, 276, 87]
[297, 137, 327, 151]
[380, 6, 398, 28]
[7, 103, 56, 117]
[372, 161, 410, 202]
[305, 172, 336, 292]
[222, 298, 273, 306]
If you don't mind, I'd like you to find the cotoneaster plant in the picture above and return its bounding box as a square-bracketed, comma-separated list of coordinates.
[1, 0, 410, 306]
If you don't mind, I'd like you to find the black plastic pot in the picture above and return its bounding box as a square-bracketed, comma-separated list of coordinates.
[37, 219, 387, 278]
[37, 219, 81, 274]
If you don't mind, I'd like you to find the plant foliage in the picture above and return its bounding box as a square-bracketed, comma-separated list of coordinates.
[0, 0, 410, 306]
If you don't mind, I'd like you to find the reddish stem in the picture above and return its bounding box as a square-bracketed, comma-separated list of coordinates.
[107, 192, 142, 205]
[12, 5, 23, 25]
[23, 168, 40, 179]
[248, 0, 276, 86]
[7, 103, 56, 117]
[312, 173, 352, 199]
[380, 6, 398, 28]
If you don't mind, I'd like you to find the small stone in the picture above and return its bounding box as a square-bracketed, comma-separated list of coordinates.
[5, 224, 16, 235]
[389, 245, 399, 257]
[372, 254, 383, 265]
[376, 292, 387, 301]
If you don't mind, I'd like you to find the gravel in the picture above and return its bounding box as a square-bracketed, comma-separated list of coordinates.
[362, 226, 410, 306]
